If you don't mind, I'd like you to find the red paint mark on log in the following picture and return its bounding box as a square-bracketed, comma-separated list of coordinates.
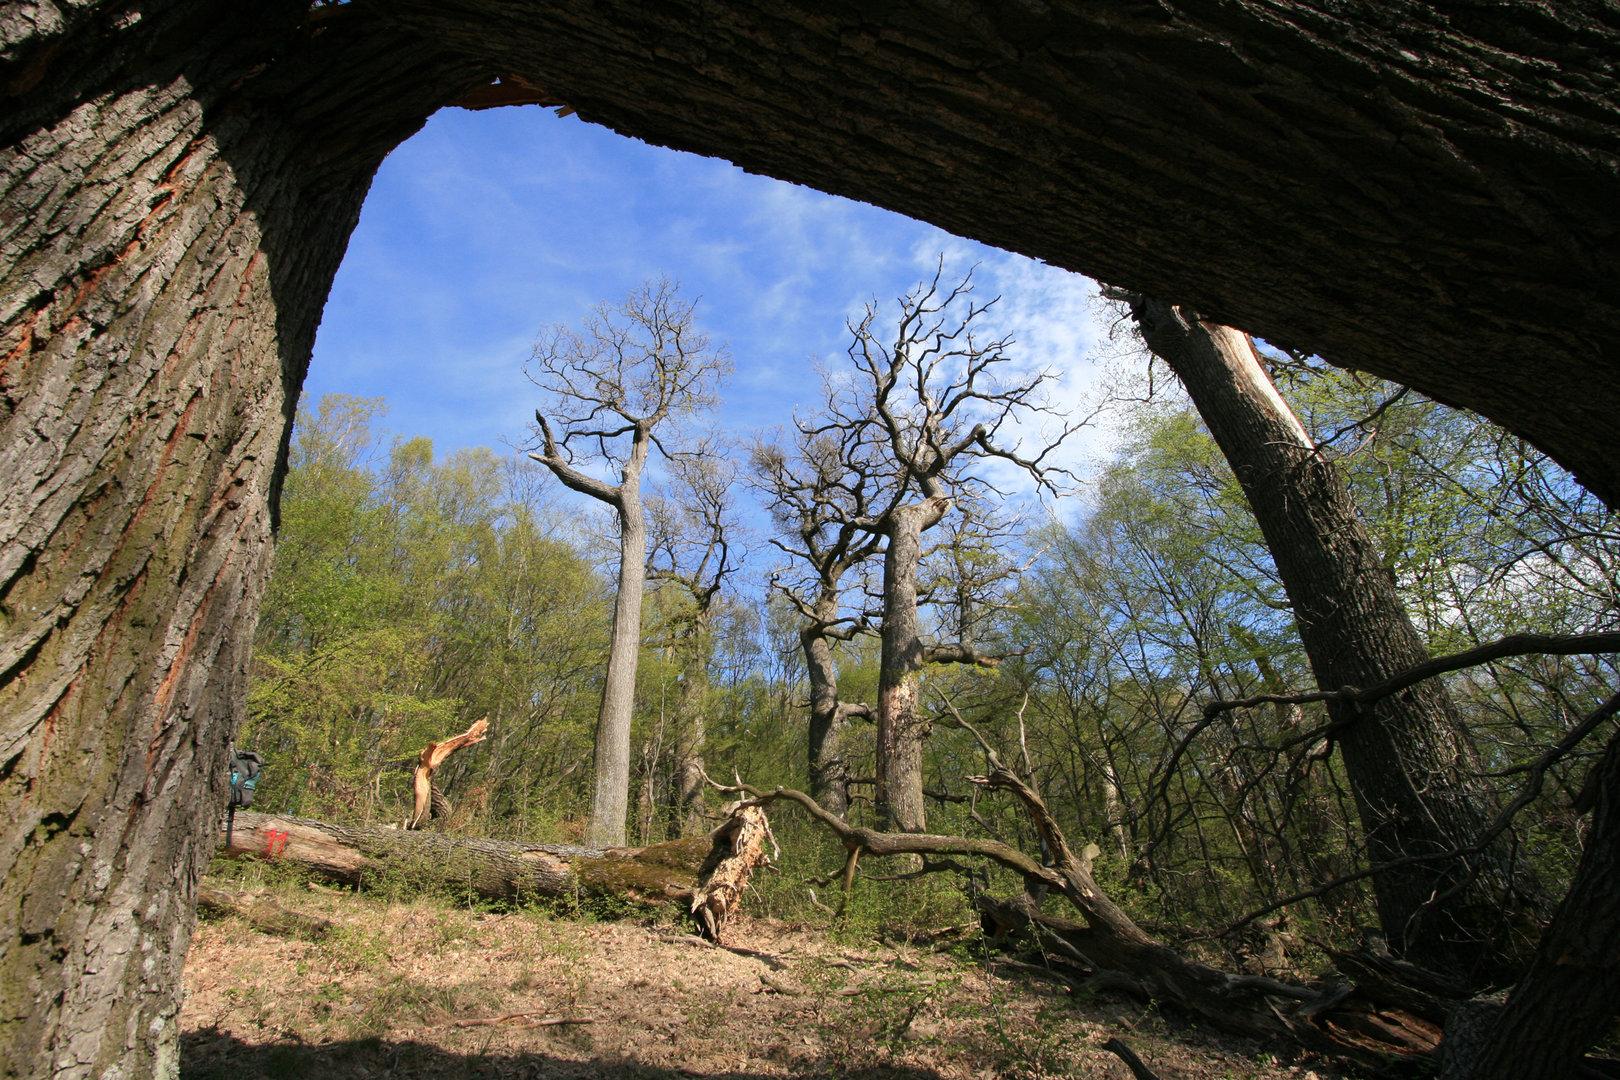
[264, 829, 289, 858]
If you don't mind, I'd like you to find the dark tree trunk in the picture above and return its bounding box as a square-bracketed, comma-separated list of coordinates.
[875, 499, 948, 832]
[0, 7, 477, 1074]
[1128, 299, 1534, 980]
[376, 1, 1620, 507]
[589, 485, 646, 848]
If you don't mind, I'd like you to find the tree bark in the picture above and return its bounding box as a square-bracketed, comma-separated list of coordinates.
[591, 486, 646, 848]
[0, 7, 477, 1075]
[1127, 297, 1536, 980]
[8, 4, 1620, 1078]
[222, 810, 713, 905]
[669, 614, 710, 839]
[875, 499, 950, 832]
[804, 611, 849, 817]
[376, 0, 1620, 507]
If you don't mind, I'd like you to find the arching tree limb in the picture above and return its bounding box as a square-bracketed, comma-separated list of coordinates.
[408, 717, 488, 829]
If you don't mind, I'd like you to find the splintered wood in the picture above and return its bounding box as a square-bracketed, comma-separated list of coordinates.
[690, 804, 774, 943]
[410, 717, 488, 829]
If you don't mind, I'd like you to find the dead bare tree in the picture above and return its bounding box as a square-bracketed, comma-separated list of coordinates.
[752, 426, 886, 815]
[527, 279, 729, 846]
[646, 451, 741, 837]
[810, 264, 1086, 831]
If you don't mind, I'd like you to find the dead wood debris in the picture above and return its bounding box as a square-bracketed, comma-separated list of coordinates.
[409, 717, 488, 829]
[196, 882, 333, 940]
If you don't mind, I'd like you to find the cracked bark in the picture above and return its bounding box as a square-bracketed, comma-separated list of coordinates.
[1126, 297, 1540, 980]
[0, 6, 478, 1075]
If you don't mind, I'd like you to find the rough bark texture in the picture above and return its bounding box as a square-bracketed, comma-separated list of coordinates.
[0, 6, 477, 1076]
[668, 614, 711, 839]
[875, 499, 950, 832]
[6, 3, 1620, 1077]
[803, 607, 849, 817]
[222, 810, 709, 905]
[1129, 299, 1535, 980]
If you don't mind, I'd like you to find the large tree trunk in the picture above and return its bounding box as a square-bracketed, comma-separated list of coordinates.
[222, 810, 709, 905]
[875, 500, 949, 832]
[1128, 298, 1535, 980]
[377, 1, 1620, 507]
[590, 490, 647, 847]
[0, 7, 476, 1075]
[669, 615, 710, 839]
[804, 614, 849, 817]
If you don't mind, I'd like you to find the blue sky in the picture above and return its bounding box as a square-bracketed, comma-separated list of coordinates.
[305, 105, 1119, 509]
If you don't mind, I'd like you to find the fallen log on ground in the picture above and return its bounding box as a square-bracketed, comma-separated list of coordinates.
[702, 723, 1450, 1070]
[196, 882, 333, 940]
[691, 803, 775, 942]
[221, 810, 717, 907]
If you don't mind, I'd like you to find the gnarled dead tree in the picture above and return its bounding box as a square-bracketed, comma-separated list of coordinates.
[645, 453, 740, 838]
[808, 264, 1085, 831]
[753, 425, 888, 816]
[525, 279, 729, 848]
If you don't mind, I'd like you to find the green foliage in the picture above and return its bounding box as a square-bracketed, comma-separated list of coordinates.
[246, 363, 1615, 972]
[243, 395, 609, 833]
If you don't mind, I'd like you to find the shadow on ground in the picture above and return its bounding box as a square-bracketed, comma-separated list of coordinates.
[181, 1029, 951, 1079]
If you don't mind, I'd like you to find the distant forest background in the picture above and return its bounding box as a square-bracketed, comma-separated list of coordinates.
[239, 299, 1618, 965]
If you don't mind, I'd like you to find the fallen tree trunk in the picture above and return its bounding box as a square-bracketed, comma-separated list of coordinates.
[691, 804, 775, 942]
[196, 882, 333, 940]
[704, 731, 1447, 1069]
[221, 811, 714, 906]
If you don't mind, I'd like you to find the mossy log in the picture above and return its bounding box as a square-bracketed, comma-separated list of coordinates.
[221, 811, 714, 906]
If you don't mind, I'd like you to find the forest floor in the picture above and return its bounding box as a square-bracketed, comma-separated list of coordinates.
[179, 875, 1352, 1080]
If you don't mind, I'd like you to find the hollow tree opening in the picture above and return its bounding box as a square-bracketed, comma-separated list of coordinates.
[3, 3, 1618, 1077]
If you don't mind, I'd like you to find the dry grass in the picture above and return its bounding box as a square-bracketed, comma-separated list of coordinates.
[181, 878, 1349, 1079]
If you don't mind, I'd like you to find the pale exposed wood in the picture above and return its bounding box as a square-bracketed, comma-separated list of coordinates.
[690, 803, 774, 943]
[409, 717, 488, 829]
